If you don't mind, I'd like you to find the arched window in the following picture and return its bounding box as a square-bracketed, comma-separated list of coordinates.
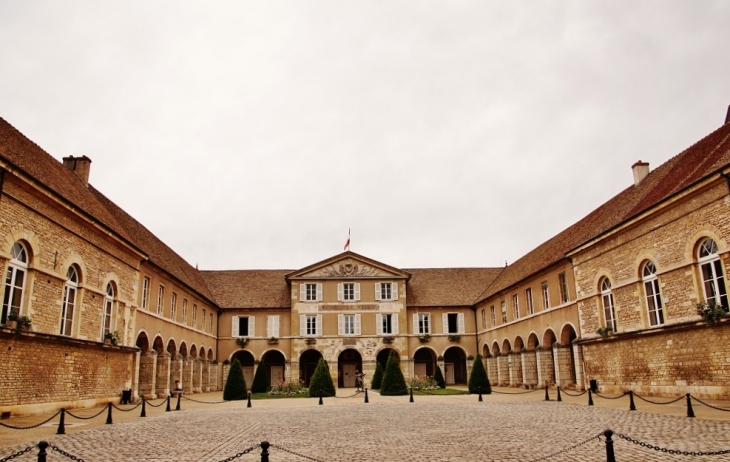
[600, 278, 617, 332]
[642, 261, 664, 326]
[2, 242, 28, 324]
[102, 283, 114, 341]
[60, 266, 79, 336]
[698, 238, 728, 308]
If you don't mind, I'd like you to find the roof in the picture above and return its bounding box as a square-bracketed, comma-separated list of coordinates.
[285, 251, 411, 281]
[200, 270, 293, 309]
[405, 268, 503, 307]
[476, 120, 730, 303]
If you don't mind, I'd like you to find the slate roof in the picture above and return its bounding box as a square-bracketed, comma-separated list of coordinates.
[200, 270, 293, 309]
[476, 120, 730, 303]
[405, 268, 503, 307]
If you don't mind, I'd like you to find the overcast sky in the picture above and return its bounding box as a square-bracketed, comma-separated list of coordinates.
[1, 1, 730, 271]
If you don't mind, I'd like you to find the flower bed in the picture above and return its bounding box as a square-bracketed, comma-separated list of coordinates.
[268, 380, 309, 396]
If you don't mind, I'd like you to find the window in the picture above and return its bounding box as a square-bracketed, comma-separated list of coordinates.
[559, 272, 569, 304]
[339, 313, 361, 335]
[338, 282, 360, 301]
[512, 294, 520, 320]
[267, 315, 280, 338]
[698, 238, 728, 308]
[201, 308, 206, 331]
[490, 306, 496, 326]
[443, 312, 465, 334]
[377, 313, 398, 334]
[209, 313, 213, 333]
[541, 281, 550, 310]
[60, 265, 78, 336]
[481, 309, 486, 329]
[501, 301, 507, 323]
[300, 314, 322, 336]
[141, 277, 150, 310]
[170, 292, 177, 321]
[2, 242, 28, 325]
[102, 283, 114, 341]
[641, 261, 664, 327]
[192, 304, 198, 328]
[156, 286, 164, 315]
[526, 288, 534, 315]
[233, 315, 253, 337]
[375, 282, 398, 301]
[601, 278, 617, 332]
[182, 299, 188, 325]
[301, 283, 322, 302]
[414, 313, 430, 334]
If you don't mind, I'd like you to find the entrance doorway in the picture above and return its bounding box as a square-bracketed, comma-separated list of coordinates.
[444, 363, 455, 385]
[443, 347, 467, 384]
[299, 349, 323, 386]
[231, 350, 255, 385]
[338, 349, 362, 388]
[262, 350, 286, 387]
[413, 348, 436, 378]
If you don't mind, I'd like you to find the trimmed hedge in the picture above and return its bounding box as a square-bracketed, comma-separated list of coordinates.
[223, 358, 248, 400]
[468, 354, 491, 394]
[379, 351, 407, 395]
[308, 358, 336, 397]
[434, 364, 446, 389]
[370, 361, 384, 390]
[251, 360, 270, 394]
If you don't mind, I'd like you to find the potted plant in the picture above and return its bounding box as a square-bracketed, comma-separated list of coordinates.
[305, 338, 317, 345]
[5, 311, 19, 330]
[448, 334, 461, 342]
[596, 326, 613, 339]
[382, 335, 395, 344]
[696, 301, 726, 326]
[104, 330, 120, 346]
[418, 333, 431, 343]
[268, 336, 279, 345]
[7, 312, 32, 333]
[236, 337, 249, 347]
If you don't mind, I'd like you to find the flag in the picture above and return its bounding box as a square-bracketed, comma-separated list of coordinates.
[344, 229, 350, 251]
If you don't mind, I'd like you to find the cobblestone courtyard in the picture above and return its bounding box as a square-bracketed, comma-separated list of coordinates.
[2, 391, 730, 461]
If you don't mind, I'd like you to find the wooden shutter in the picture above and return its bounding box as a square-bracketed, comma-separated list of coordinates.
[231, 316, 239, 337]
[375, 283, 381, 301]
[442, 313, 449, 333]
[392, 314, 399, 334]
[300, 284, 306, 301]
[392, 282, 398, 301]
[337, 283, 344, 301]
[300, 315, 307, 336]
[355, 314, 361, 335]
[338, 314, 344, 335]
[413, 314, 419, 334]
[316, 283, 322, 301]
[458, 313, 465, 334]
[376, 314, 383, 334]
[316, 314, 322, 336]
[268, 315, 279, 337]
[354, 283, 361, 301]
[249, 316, 255, 337]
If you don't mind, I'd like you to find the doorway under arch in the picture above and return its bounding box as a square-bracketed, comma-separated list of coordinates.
[443, 346, 467, 385]
[231, 350, 255, 386]
[338, 349, 362, 388]
[413, 347, 436, 378]
[376, 348, 398, 369]
[299, 349, 323, 386]
[262, 350, 286, 387]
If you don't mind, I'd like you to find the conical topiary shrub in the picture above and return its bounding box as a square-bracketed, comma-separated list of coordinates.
[434, 364, 446, 389]
[370, 361, 384, 390]
[468, 354, 491, 394]
[251, 360, 270, 394]
[223, 358, 248, 400]
[379, 351, 408, 395]
[308, 358, 336, 397]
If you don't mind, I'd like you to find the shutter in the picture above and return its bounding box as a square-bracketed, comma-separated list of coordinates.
[442, 313, 449, 333]
[355, 283, 361, 301]
[413, 314, 419, 334]
[376, 314, 383, 334]
[231, 316, 239, 337]
[392, 282, 398, 301]
[316, 314, 322, 336]
[317, 283, 323, 301]
[300, 284, 306, 301]
[337, 283, 344, 301]
[267, 316, 273, 337]
[249, 316, 255, 337]
[300, 315, 307, 336]
[273, 316, 279, 337]
[375, 283, 381, 301]
[458, 313, 465, 333]
[338, 314, 344, 335]
[355, 314, 361, 335]
[392, 314, 399, 334]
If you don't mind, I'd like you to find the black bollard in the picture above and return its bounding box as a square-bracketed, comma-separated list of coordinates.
[478, 390, 483, 402]
[409, 387, 414, 403]
[319, 391, 323, 406]
[686, 393, 695, 418]
[364, 388, 369, 404]
[37, 441, 49, 462]
[106, 402, 113, 424]
[629, 390, 636, 411]
[56, 409, 66, 435]
[140, 399, 147, 417]
[175, 393, 182, 411]
[166, 395, 171, 412]
[588, 389, 594, 406]
[603, 429, 615, 462]
[557, 386, 562, 402]
[544, 385, 550, 401]
[260, 441, 270, 462]
[247, 392, 252, 408]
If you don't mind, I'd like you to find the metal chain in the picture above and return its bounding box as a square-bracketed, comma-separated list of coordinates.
[271, 443, 327, 462]
[689, 396, 730, 411]
[0, 446, 33, 462]
[490, 388, 538, 394]
[0, 410, 61, 430]
[528, 434, 601, 462]
[632, 394, 685, 405]
[216, 443, 260, 462]
[594, 392, 627, 400]
[66, 406, 108, 420]
[558, 389, 588, 397]
[181, 395, 229, 404]
[617, 433, 730, 456]
[49, 443, 87, 462]
[111, 401, 143, 412]
[145, 398, 168, 408]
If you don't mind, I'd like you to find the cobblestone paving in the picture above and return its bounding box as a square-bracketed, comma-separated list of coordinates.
[2, 396, 730, 461]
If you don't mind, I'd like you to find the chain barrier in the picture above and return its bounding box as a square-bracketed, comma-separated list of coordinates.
[0, 445, 33, 462]
[558, 388, 588, 397]
[216, 443, 261, 462]
[594, 392, 627, 400]
[317, 390, 362, 399]
[144, 397, 168, 408]
[490, 388, 538, 394]
[50, 443, 87, 461]
[632, 394, 685, 405]
[528, 433, 602, 462]
[111, 401, 143, 412]
[617, 433, 730, 456]
[689, 395, 730, 411]
[181, 395, 234, 404]
[0, 409, 61, 430]
[271, 443, 327, 462]
[65, 406, 108, 420]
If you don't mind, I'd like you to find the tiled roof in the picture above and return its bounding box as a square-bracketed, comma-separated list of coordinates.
[405, 268, 503, 307]
[200, 270, 293, 309]
[477, 121, 730, 302]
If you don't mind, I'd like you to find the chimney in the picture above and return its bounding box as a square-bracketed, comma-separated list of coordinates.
[62, 155, 92, 186]
[632, 160, 650, 186]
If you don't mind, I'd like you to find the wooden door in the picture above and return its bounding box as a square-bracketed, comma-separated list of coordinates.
[342, 363, 356, 387]
[270, 366, 283, 387]
[243, 367, 254, 387]
[445, 363, 455, 385]
[414, 363, 427, 378]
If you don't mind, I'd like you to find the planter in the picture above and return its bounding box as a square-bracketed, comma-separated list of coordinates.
[305, 338, 317, 345]
[6, 320, 17, 330]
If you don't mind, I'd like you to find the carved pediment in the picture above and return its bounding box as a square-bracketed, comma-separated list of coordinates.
[286, 252, 411, 281]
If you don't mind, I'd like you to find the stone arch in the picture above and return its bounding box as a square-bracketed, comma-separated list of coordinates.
[491, 341, 501, 356]
[527, 332, 540, 351]
[501, 338, 512, 354]
[542, 329, 557, 348]
[59, 255, 87, 285]
[413, 346, 436, 378]
[482, 343, 490, 358]
[443, 346, 467, 384]
[207, 349, 214, 361]
[686, 227, 726, 263]
[152, 335, 164, 354]
[337, 348, 363, 388]
[232, 349, 256, 386]
[299, 349, 323, 386]
[376, 347, 398, 369]
[179, 342, 188, 359]
[190, 344, 198, 359]
[261, 349, 286, 386]
[136, 331, 150, 353]
[513, 336, 524, 352]
[559, 323, 578, 346]
[166, 339, 177, 357]
[3, 228, 40, 265]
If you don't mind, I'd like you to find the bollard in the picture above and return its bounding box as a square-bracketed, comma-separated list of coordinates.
[544, 385, 550, 401]
[140, 399, 147, 417]
[247, 392, 252, 408]
[686, 393, 695, 418]
[629, 390, 636, 411]
[409, 387, 414, 403]
[37, 441, 49, 462]
[588, 389, 594, 406]
[364, 388, 369, 404]
[175, 393, 182, 411]
[478, 390, 483, 402]
[56, 409, 66, 435]
[557, 386, 562, 402]
[319, 391, 323, 406]
[166, 395, 171, 412]
[260, 441, 270, 462]
[106, 402, 113, 425]
[603, 429, 615, 462]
